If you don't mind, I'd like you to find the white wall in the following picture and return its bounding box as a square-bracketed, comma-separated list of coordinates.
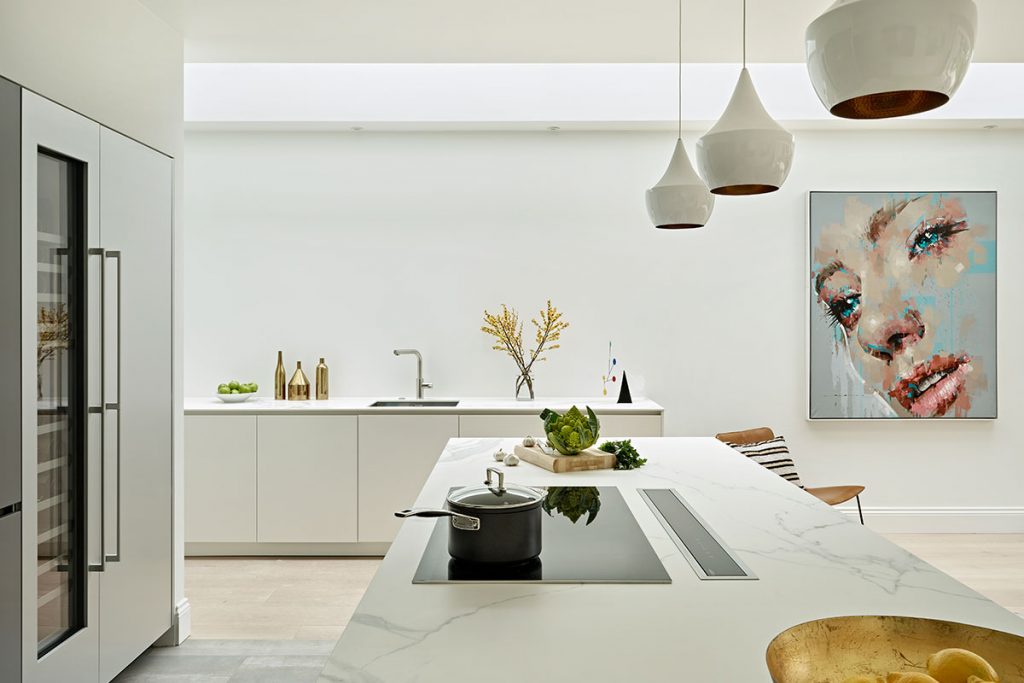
[1, 0, 189, 641]
[184, 128, 1023, 531]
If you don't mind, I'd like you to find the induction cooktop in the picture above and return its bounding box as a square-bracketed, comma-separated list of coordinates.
[412, 487, 671, 584]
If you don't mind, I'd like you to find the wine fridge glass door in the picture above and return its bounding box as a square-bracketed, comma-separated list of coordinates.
[35, 149, 87, 657]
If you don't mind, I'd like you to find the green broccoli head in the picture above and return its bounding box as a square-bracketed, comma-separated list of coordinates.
[539, 405, 601, 455]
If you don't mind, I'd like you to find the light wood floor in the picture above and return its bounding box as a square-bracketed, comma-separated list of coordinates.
[183, 535, 1023, 640]
[884, 534, 1024, 616]
[186, 557, 382, 641]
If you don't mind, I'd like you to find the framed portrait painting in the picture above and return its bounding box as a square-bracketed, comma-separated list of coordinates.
[808, 191, 997, 420]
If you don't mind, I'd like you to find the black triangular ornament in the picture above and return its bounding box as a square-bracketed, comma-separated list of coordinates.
[617, 371, 633, 404]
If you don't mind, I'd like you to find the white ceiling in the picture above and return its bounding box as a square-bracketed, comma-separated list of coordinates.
[176, 0, 1024, 64]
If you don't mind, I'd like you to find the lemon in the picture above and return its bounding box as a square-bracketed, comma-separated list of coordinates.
[887, 674, 940, 683]
[927, 648, 1000, 683]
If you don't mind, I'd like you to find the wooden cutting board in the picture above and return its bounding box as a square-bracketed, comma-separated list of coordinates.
[514, 444, 616, 473]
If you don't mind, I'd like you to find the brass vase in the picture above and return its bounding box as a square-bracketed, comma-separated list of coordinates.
[274, 351, 287, 400]
[288, 361, 310, 401]
[315, 358, 329, 400]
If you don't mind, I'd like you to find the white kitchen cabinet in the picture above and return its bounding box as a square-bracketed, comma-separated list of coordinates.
[358, 415, 459, 542]
[185, 415, 257, 543]
[97, 127, 174, 683]
[181, 402, 664, 553]
[257, 415, 358, 543]
[458, 413, 662, 439]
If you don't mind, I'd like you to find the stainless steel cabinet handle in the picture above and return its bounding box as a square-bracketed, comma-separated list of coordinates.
[87, 248, 106, 572]
[104, 250, 122, 563]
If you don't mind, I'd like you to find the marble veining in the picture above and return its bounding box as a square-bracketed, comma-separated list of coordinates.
[320, 437, 1024, 682]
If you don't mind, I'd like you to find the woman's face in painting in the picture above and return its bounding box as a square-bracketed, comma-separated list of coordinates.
[813, 195, 989, 417]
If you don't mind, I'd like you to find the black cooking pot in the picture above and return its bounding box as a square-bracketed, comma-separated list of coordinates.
[395, 468, 544, 564]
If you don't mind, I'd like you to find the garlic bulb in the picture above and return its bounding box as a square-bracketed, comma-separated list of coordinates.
[522, 436, 536, 447]
[493, 448, 507, 462]
[503, 453, 520, 466]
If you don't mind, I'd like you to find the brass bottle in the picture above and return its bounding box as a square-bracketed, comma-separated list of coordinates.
[274, 351, 287, 400]
[315, 358, 329, 400]
[288, 361, 311, 401]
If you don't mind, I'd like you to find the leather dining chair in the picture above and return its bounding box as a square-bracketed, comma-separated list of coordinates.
[714, 427, 866, 525]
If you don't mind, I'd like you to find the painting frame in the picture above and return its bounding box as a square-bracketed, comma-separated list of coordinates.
[806, 190, 998, 421]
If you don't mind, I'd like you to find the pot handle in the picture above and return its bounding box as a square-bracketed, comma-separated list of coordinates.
[394, 508, 481, 531]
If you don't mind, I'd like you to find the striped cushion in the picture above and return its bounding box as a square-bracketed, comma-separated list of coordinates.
[725, 436, 803, 488]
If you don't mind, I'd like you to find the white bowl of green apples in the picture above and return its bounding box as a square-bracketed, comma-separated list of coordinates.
[216, 381, 258, 402]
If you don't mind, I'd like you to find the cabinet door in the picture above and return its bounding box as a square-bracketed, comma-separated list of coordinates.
[458, 414, 541, 438]
[0, 76, 21, 683]
[257, 416, 358, 543]
[185, 416, 256, 543]
[97, 127, 174, 681]
[358, 415, 459, 543]
[596, 415, 663, 438]
[458, 413, 663, 439]
[21, 90, 101, 683]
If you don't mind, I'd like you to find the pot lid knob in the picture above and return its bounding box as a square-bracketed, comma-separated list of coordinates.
[484, 467, 505, 493]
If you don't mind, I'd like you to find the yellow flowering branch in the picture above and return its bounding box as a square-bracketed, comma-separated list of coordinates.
[482, 300, 569, 399]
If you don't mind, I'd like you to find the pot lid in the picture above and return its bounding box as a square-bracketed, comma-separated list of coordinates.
[448, 468, 545, 510]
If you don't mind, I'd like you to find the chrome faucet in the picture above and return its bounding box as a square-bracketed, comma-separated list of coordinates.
[393, 349, 432, 399]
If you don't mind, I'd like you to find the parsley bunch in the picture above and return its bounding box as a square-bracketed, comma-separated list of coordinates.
[599, 439, 648, 470]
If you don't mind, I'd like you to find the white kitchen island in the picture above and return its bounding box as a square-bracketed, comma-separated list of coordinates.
[320, 437, 1024, 682]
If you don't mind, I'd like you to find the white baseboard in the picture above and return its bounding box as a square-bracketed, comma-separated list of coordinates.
[837, 506, 1024, 533]
[185, 541, 390, 556]
[175, 598, 192, 644]
[153, 598, 191, 647]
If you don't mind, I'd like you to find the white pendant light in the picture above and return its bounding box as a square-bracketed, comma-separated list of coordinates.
[806, 0, 977, 119]
[645, 0, 714, 230]
[697, 0, 794, 195]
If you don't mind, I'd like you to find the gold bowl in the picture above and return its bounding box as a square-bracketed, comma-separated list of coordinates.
[766, 615, 1024, 683]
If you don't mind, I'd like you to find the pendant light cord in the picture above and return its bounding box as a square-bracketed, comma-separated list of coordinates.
[742, 0, 747, 68]
[677, 0, 682, 140]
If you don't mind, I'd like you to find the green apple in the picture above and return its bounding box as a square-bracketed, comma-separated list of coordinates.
[228, 380, 241, 390]
[217, 384, 231, 394]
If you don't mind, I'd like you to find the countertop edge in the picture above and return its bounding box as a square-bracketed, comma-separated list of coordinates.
[183, 397, 664, 415]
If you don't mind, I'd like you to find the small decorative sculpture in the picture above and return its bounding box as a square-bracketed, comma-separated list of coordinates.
[617, 371, 633, 404]
[315, 357, 329, 400]
[602, 342, 617, 397]
[288, 361, 310, 400]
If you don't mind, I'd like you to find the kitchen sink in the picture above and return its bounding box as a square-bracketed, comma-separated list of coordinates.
[369, 400, 460, 407]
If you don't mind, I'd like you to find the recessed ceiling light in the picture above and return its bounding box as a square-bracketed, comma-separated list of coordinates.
[983, 124, 998, 130]
[547, 126, 561, 132]
[350, 126, 364, 131]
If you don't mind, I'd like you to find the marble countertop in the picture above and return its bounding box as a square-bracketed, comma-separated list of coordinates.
[184, 396, 663, 415]
[320, 437, 1024, 682]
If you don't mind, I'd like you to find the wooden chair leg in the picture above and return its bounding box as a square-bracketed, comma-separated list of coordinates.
[855, 494, 864, 525]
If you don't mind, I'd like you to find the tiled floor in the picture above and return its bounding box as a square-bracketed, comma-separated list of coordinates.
[114, 639, 334, 682]
[114, 535, 1024, 681]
